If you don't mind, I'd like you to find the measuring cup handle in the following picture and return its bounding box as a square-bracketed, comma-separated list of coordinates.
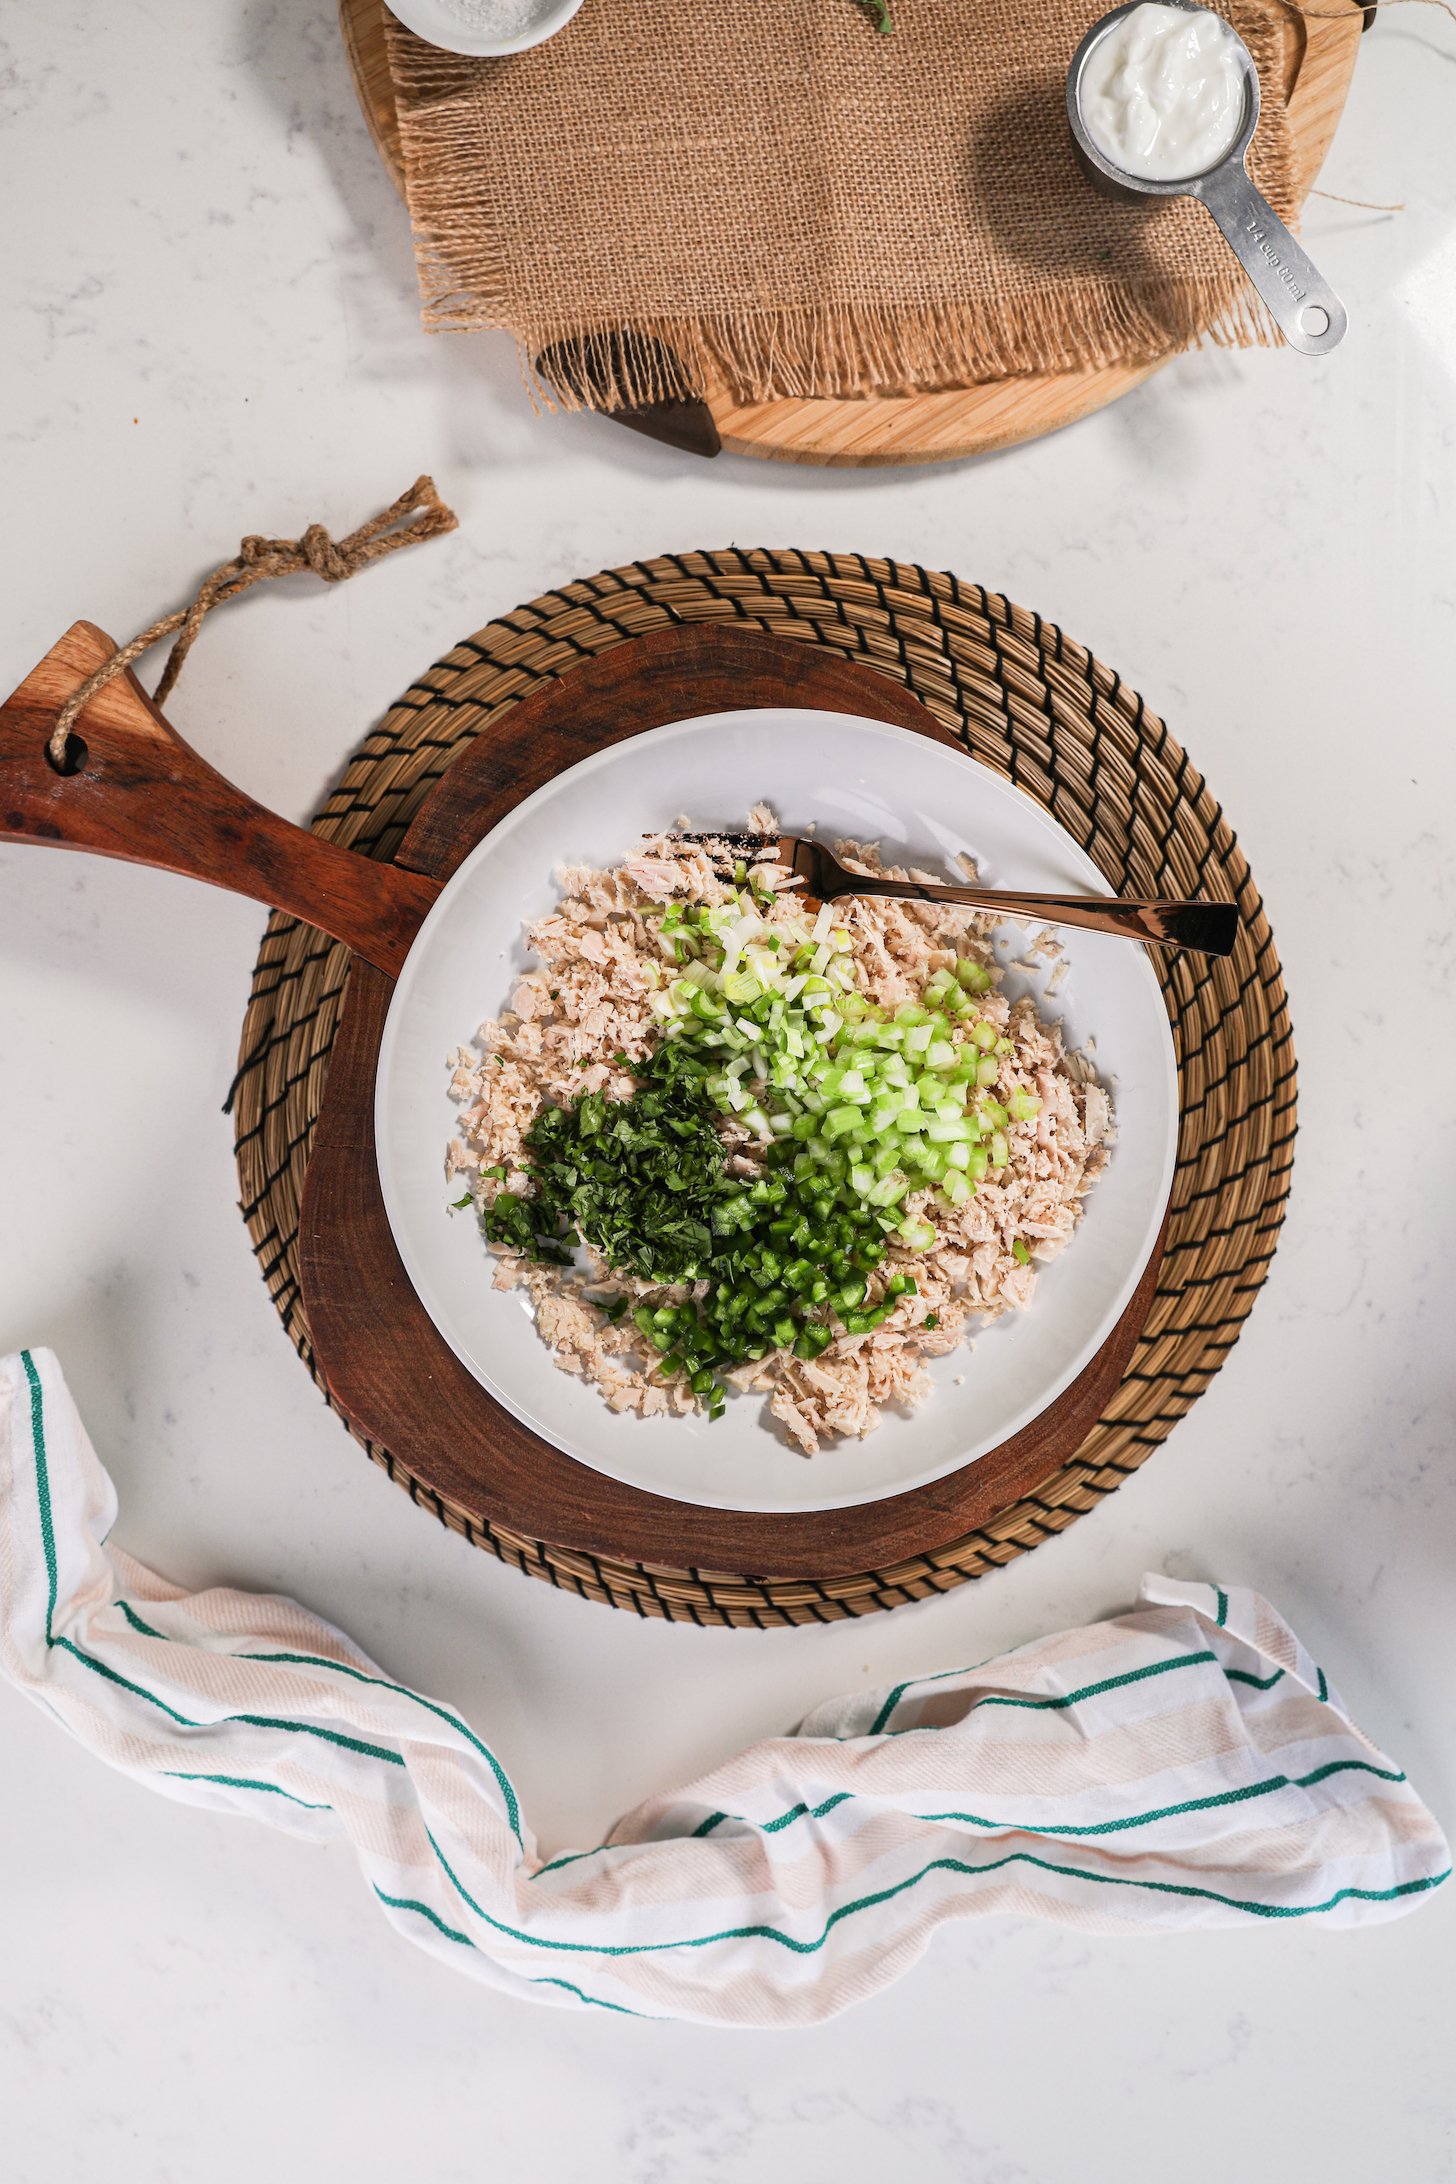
[1197, 164, 1347, 356]
[0, 620, 439, 978]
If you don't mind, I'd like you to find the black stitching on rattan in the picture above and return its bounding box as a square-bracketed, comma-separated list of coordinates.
[230, 1055, 330, 1149]
[1164, 1254, 1279, 1296]
[1172, 1128, 1297, 1214]
[1120, 1366, 1218, 1388]
[1177, 1045, 1295, 1129]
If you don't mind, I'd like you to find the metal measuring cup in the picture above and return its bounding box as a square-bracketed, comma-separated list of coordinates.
[1066, 0, 1347, 355]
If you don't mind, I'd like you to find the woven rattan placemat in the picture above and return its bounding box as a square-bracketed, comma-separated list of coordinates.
[230, 550, 1295, 1626]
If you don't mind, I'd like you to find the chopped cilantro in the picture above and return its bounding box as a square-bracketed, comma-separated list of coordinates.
[481, 1052, 725, 1282]
[480, 1038, 898, 1406]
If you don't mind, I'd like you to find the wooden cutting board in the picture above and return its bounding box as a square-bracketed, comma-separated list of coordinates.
[339, 0, 1364, 465]
[0, 615, 1162, 1582]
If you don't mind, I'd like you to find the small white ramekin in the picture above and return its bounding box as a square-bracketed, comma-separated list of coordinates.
[385, 0, 583, 58]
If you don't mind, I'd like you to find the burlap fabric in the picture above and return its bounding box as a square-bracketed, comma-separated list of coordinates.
[387, 0, 1296, 407]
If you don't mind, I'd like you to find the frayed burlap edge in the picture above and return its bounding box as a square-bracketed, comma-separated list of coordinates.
[471, 290, 1284, 412]
[387, 11, 1294, 409]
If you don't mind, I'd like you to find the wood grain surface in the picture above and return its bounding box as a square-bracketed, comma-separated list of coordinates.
[297, 624, 1169, 1576]
[339, 0, 1364, 466]
[0, 620, 439, 977]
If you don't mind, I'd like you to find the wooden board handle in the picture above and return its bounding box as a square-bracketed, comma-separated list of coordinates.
[0, 621, 439, 976]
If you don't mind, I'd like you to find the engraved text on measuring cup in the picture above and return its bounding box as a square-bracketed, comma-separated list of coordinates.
[1242, 212, 1307, 302]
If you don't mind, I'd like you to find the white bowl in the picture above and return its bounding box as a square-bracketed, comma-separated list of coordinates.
[386, 0, 583, 59]
[375, 710, 1178, 1513]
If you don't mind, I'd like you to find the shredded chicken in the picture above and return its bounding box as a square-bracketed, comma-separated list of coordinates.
[447, 819, 1112, 1457]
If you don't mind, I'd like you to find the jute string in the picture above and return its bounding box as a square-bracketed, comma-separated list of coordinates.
[49, 477, 457, 767]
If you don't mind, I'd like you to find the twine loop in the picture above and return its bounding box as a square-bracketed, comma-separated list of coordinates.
[47, 476, 457, 768]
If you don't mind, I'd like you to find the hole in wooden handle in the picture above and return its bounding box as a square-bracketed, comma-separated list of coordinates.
[43, 731, 89, 777]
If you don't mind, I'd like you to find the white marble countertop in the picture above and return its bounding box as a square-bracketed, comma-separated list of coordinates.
[3, 4, 1455, 2176]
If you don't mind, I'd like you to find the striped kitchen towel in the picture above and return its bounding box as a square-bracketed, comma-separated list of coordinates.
[1, 1348, 1447, 2026]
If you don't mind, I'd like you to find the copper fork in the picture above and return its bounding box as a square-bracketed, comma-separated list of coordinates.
[660, 831, 1238, 959]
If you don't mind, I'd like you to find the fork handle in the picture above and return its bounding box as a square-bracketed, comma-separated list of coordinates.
[829, 876, 1238, 958]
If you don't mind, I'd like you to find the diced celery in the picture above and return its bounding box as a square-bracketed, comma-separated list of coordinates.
[990, 1130, 1010, 1169]
[924, 1039, 957, 1070]
[971, 1019, 998, 1052]
[897, 1216, 937, 1251]
[975, 1056, 999, 1087]
[956, 959, 992, 993]
[1008, 1089, 1042, 1121]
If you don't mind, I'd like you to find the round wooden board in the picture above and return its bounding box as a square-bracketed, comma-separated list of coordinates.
[295, 626, 1167, 1581]
[230, 547, 1297, 1622]
[339, 0, 1363, 466]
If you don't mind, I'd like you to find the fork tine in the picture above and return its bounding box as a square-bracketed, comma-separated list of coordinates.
[654, 830, 778, 851]
[645, 828, 786, 878]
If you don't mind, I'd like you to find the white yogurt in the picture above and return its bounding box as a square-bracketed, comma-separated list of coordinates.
[1079, 3, 1247, 183]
